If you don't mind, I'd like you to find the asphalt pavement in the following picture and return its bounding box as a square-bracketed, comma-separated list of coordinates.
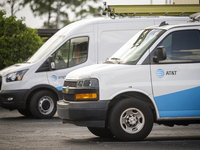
[0, 107, 200, 150]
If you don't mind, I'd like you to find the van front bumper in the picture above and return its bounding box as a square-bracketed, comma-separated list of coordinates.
[0, 90, 28, 110]
[57, 100, 110, 127]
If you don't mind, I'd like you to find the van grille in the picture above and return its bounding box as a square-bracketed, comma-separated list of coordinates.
[63, 80, 77, 87]
[0, 76, 2, 90]
[63, 80, 77, 102]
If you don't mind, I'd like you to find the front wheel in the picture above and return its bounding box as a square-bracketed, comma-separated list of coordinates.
[30, 90, 57, 119]
[18, 108, 33, 117]
[109, 98, 153, 141]
[87, 127, 113, 138]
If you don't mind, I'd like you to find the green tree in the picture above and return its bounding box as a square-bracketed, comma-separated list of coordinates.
[23, 0, 56, 28]
[0, 10, 43, 70]
[70, 0, 102, 21]
[0, 0, 24, 16]
[23, 0, 102, 29]
[42, 0, 71, 28]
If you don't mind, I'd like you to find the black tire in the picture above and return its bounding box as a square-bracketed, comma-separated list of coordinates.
[30, 90, 57, 119]
[87, 127, 113, 138]
[18, 108, 33, 117]
[109, 98, 153, 141]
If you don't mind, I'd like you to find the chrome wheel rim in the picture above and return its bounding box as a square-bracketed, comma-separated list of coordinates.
[120, 108, 145, 134]
[38, 96, 54, 115]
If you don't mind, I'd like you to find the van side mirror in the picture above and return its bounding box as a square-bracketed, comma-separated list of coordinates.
[48, 56, 56, 70]
[153, 46, 166, 62]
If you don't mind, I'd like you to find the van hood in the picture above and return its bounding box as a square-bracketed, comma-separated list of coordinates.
[66, 63, 134, 80]
[0, 63, 33, 77]
[66, 64, 108, 79]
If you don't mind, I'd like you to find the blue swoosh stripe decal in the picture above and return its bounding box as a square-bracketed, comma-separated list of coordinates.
[155, 86, 200, 117]
[56, 86, 63, 91]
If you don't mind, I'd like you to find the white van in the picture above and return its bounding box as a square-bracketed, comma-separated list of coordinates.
[0, 17, 188, 119]
[57, 19, 200, 140]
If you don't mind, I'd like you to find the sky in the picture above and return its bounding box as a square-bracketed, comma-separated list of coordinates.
[2, 0, 171, 29]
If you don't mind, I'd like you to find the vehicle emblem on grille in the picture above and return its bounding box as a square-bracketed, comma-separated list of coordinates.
[65, 86, 69, 93]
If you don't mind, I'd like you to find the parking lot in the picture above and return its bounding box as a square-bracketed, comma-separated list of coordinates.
[0, 108, 200, 150]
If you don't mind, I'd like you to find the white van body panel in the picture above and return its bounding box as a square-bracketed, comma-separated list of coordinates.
[65, 63, 153, 100]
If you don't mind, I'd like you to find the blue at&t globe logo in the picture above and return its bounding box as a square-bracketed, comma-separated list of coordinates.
[156, 69, 165, 78]
[51, 75, 57, 81]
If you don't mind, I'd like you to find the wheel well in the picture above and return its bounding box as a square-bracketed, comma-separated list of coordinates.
[25, 88, 59, 109]
[106, 92, 156, 126]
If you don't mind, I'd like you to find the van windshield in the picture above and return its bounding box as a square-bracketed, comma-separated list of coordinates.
[27, 35, 64, 63]
[107, 29, 163, 64]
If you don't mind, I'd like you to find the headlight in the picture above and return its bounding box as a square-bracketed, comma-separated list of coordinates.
[6, 70, 28, 82]
[76, 78, 99, 100]
[77, 78, 99, 88]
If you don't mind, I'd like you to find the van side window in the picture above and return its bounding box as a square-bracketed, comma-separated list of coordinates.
[158, 30, 200, 63]
[52, 37, 89, 69]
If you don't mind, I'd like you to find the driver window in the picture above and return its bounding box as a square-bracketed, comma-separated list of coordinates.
[52, 37, 89, 70]
[157, 30, 200, 63]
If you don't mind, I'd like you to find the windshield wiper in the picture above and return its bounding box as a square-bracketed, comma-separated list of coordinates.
[110, 57, 122, 64]
[105, 58, 121, 64]
[111, 57, 120, 61]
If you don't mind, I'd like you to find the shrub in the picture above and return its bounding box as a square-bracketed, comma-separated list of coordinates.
[0, 10, 43, 70]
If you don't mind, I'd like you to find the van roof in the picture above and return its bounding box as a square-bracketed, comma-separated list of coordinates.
[55, 16, 190, 36]
[147, 21, 200, 30]
[55, 18, 103, 36]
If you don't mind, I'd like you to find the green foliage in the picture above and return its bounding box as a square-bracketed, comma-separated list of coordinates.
[0, 10, 43, 70]
[23, 0, 102, 29]
[0, 0, 24, 16]
[71, 0, 102, 20]
[23, 0, 64, 28]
